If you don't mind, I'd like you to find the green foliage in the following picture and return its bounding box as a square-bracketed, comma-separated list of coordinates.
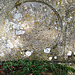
[1, 59, 75, 75]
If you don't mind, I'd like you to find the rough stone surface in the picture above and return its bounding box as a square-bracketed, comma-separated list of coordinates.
[0, 0, 75, 62]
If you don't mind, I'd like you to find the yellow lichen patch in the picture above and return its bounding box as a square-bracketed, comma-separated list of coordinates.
[0, 26, 6, 37]
[34, 22, 39, 25]
[71, 10, 75, 14]
[3, 22, 5, 24]
[56, 1, 61, 5]
[56, 1, 58, 5]
[43, 57, 47, 60]
[34, 17, 36, 20]
[30, 44, 33, 47]
[48, 43, 50, 46]
[52, 12, 54, 15]
[68, 0, 71, 4]
[56, 0, 63, 5]
[67, 22, 71, 24]
[37, 38, 40, 40]
[58, 0, 62, 2]
[25, 15, 27, 18]
[62, 16, 64, 19]
[40, 5, 42, 7]
[26, 19, 30, 22]
[61, 5, 64, 8]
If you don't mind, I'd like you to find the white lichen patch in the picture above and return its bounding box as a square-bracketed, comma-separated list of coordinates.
[55, 27, 57, 30]
[19, 44, 23, 48]
[52, 37, 56, 39]
[54, 56, 57, 59]
[67, 16, 72, 22]
[23, 5, 27, 9]
[26, 51, 33, 57]
[11, 8, 16, 14]
[49, 57, 52, 60]
[16, 30, 25, 35]
[67, 51, 72, 56]
[2, 37, 6, 40]
[14, 11, 22, 21]
[15, 39, 19, 44]
[0, 18, 26, 59]
[12, 24, 20, 30]
[44, 48, 51, 53]
[7, 41, 14, 48]
[0, 37, 12, 55]
[0, 53, 5, 57]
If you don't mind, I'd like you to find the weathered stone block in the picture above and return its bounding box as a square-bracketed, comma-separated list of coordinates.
[0, 0, 75, 62]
